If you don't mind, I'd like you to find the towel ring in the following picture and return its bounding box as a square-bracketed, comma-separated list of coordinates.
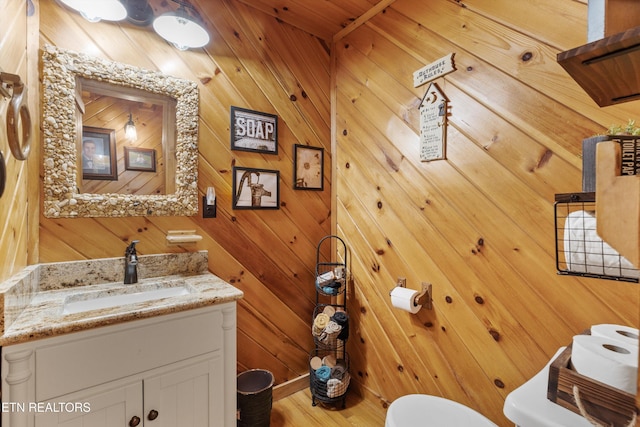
[1, 71, 31, 161]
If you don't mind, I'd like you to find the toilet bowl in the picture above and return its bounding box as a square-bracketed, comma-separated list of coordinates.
[385, 394, 497, 427]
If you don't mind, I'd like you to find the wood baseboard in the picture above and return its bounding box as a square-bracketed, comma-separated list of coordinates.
[273, 373, 310, 402]
[271, 374, 386, 407]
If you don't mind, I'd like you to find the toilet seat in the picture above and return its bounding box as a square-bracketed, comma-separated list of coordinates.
[385, 394, 497, 427]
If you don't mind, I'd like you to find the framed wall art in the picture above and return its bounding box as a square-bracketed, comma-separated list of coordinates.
[230, 106, 278, 154]
[232, 166, 280, 210]
[81, 126, 117, 180]
[124, 147, 156, 172]
[293, 144, 324, 190]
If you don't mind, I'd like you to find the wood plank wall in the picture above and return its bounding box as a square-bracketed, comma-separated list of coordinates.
[0, 0, 38, 282]
[4, 0, 638, 425]
[36, 0, 331, 386]
[335, 0, 639, 424]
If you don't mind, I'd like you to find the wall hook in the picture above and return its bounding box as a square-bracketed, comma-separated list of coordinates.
[1, 71, 32, 161]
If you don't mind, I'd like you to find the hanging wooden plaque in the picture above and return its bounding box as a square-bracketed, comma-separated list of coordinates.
[419, 82, 448, 161]
[413, 53, 456, 88]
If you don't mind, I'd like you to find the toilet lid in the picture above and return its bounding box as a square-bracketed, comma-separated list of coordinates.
[386, 394, 497, 427]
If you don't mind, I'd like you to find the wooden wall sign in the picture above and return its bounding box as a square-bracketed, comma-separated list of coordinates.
[419, 82, 448, 161]
[231, 106, 278, 154]
[413, 53, 456, 88]
[414, 53, 455, 161]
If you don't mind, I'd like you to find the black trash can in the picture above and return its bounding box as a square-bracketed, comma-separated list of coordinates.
[237, 369, 274, 427]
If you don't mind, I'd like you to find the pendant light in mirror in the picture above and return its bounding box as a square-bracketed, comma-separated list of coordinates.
[152, 0, 210, 50]
[59, 0, 127, 22]
[124, 112, 137, 141]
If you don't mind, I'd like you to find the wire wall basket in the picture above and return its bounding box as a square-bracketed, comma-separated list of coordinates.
[554, 192, 639, 283]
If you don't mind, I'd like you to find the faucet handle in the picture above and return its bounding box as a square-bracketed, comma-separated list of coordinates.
[126, 240, 140, 255]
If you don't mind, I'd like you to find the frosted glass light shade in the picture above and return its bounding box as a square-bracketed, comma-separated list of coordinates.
[124, 113, 137, 141]
[152, 7, 210, 50]
[59, 0, 127, 22]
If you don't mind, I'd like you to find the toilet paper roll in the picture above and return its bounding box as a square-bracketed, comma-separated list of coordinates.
[571, 335, 638, 394]
[390, 287, 421, 314]
[591, 324, 639, 348]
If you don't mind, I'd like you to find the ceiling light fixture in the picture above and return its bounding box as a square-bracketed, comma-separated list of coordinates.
[58, 0, 210, 51]
[152, 0, 210, 51]
[124, 0, 155, 26]
[59, 0, 127, 23]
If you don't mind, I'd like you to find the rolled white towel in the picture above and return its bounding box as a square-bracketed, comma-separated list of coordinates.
[563, 210, 639, 278]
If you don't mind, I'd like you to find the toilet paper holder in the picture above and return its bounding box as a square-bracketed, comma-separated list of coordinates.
[391, 278, 433, 310]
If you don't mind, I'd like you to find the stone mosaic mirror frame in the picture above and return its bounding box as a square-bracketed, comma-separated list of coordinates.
[41, 45, 199, 218]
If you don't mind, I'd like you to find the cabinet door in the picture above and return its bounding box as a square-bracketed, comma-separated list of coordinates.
[34, 381, 142, 427]
[143, 354, 223, 427]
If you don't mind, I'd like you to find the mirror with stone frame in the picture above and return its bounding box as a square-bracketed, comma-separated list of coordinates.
[41, 45, 199, 218]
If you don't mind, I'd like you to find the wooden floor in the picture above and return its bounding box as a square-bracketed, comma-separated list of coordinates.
[270, 388, 388, 426]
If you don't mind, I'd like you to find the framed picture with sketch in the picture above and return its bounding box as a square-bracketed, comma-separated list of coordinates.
[81, 126, 117, 180]
[230, 106, 278, 154]
[293, 144, 324, 190]
[232, 166, 280, 210]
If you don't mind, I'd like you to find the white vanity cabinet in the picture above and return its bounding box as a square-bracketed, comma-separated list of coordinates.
[35, 354, 217, 427]
[37, 380, 143, 427]
[1, 303, 237, 427]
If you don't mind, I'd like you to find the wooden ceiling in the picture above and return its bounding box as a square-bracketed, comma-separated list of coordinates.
[139, 0, 395, 43]
[233, 0, 395, 42]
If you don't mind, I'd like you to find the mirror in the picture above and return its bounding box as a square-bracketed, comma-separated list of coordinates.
[41, 45, 199, 218]
[78, 78, 176, 196]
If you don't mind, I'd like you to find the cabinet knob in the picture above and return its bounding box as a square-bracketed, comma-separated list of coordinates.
[148, 409, 159, 421]
[129, 416, 141, 427]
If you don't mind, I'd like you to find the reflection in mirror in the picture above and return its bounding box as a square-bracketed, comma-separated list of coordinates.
[41, 45, 199, 218]
[78, 78, 176, 196]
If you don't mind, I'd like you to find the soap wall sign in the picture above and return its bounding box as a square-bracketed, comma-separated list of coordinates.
[414, 53, 455, 162]
[230, 106, 278, 154]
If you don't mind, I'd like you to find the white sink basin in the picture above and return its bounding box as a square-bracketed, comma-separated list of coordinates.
[62, 285, 191, 315]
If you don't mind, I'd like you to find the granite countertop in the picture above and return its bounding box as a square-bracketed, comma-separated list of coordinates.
[0, 251, 243, 346]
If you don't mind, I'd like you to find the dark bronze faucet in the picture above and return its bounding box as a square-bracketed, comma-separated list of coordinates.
[124, 240, 139, 284]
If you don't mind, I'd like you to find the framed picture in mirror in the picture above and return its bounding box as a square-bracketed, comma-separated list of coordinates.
[125, 147, 156, 172]
[82, 126, 117, 180]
